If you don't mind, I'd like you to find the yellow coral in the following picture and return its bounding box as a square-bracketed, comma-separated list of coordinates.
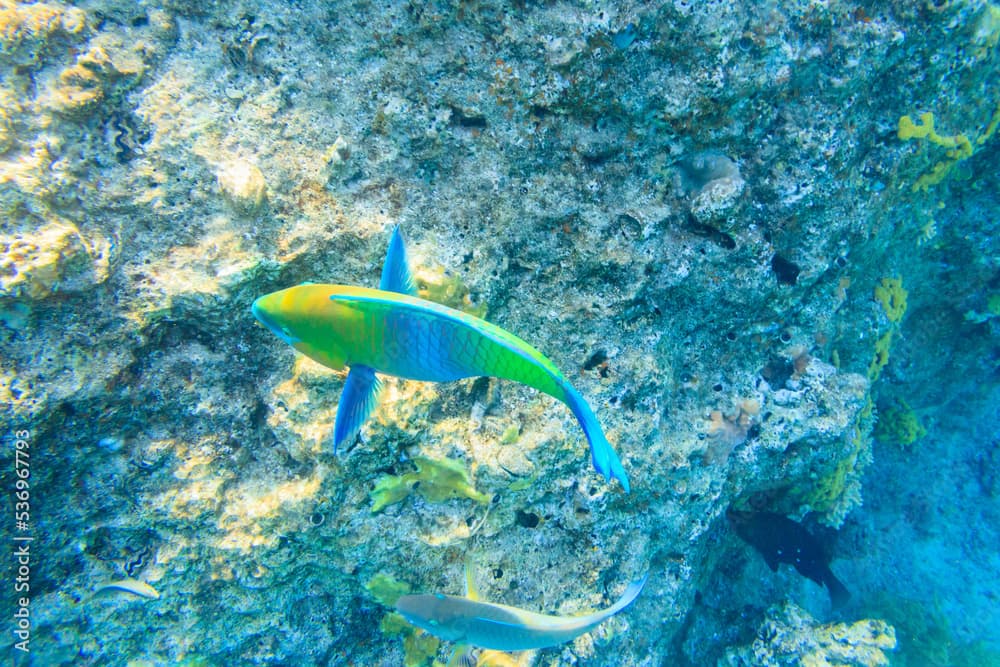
[897, 112, 969, 151]
[48, 43, 142, 115]
[898, 103, 999, 191]
[867, 331, 893, 382]
[874, 277, 908, 323]
[798, 396, 874, 526]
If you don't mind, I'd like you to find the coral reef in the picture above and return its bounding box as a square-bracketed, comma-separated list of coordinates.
[1, 0, 997, 664]
[722, 603, 896, 667]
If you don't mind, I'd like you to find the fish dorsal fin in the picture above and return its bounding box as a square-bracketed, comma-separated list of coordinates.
[464, 554, 481, 601]
[332, 365, 383, 452]
[379, 226, 417, 296]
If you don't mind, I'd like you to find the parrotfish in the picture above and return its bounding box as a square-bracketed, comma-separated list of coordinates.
[252, 227, 629, 491]
[395, 560, 647, 651]
[729, 509, 850, 608]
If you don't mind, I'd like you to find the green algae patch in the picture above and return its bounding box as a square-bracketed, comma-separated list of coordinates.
[403, 631, 441, 667]
[380, 612, 441, 667]
[874, 399, 926, 448]
[371, 456, 490, 513]
[500, 424, 520, 445]
[366, 573, 411, 607]
[415, 266, 487, 318]
[371, 475, 417, 513]
[507, 474, 537, 492]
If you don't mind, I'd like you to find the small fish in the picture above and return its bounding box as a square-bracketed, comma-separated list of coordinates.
[612, 23, 638, 50]
[252, 227, 629, 491]
[729, 509, 850, 608]
[92, 578, 161, 600]
[395, 559, 647, 652]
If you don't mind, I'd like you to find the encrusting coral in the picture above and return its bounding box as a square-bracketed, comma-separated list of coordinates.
[721, 603, 896, 667]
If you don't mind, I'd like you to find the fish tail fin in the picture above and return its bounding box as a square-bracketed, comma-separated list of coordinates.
[572, 572, 648, 633]
[824, 569, 851, 609]
[607, 573, 648, 615]
[564, 386, 630, 492]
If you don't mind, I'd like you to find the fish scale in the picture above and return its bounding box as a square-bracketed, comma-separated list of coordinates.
[358, 295, 561, 393]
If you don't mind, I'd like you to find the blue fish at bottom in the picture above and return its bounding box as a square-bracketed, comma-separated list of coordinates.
[396, 569, 648, 652]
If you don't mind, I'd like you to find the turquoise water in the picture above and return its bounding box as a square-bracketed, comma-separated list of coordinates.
[1, 1, 999, 665]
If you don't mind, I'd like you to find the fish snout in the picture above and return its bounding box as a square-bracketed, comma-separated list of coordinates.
[395, 595, 437, 632]
[251, 295, 301, 344]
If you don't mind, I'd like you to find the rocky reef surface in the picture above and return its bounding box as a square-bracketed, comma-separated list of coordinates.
[1, 0, 998, 665]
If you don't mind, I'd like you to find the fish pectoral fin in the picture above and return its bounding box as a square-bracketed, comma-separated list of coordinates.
[446, 645, 476, 667]
[333, 365, 383, 452]
[379, 226, 417, 296]
[823, 569, 851, 608]
[763, 552, 780, 572]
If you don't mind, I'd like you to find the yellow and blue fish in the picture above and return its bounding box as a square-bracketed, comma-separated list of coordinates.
[252, 227, 629, 491]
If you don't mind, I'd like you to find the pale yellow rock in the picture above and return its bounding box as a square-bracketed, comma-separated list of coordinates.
[0, 88, 15, 153]
[0, 220, 90, 299]
[48, 44, 116, 114]
[0, 1, 87, 66]
[324, 135, 351, 172]
[217, 159, 267, 214]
